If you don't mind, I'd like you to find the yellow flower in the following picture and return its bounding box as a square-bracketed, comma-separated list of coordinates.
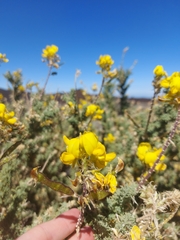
[161, 72, 180, 95]
[0, 103, 17, 125]
[104, 172, 117, 193]
[42, 45, 58, 59]
[159, 71, 180, 104]
[0, 53, 9, 63]
[85, 104, 104, 120]
[92, 172, 117, 194]
[18, 85, 25, 92]
[136, 142, 151, 161]
[153, 65, 166, 77]
[90, 142, 116, 168]
[91, 83, 98, 91]
[60, 132, 116, 168]
[130, 225, 145, 240]
[61, 135, 80, 165]
[136, 142, 166, 171]
[96, 55, 114, 72]
[79, 132, 98, 156]
[68, 101, 75, 109]
[60, 132, 98, 165]
[104, 133, 115, 143]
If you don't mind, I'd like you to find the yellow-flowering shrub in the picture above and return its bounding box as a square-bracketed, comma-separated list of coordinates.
[1, 48, 180, 240]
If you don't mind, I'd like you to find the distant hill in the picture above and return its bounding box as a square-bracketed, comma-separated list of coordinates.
[0, 88, 151, 106]
[0, 88, 12, 101]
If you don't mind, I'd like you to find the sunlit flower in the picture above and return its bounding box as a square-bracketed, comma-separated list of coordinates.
[42, 45, 58, 59]
[104, 133, 115, 143]
[60, 132, 116, 168]
[92, 171, 117, 193]
[153, 65, 167, 77]
[79, 131, 99, 156]
[130, 225, 145, 240]
[68, 101, 75, 109]
[90, 142, 116, 168]
[61, 135, 80, 165]
[60, 132, 98, 166]
[42, 44, 60, 68]
[0, 53, 9, 63]
[0, 103, 17, 125]
[136, 142, 166, 171]
[157, 71, 180, 105]
[96, 55, 114, 72]
[85, 104, 104, 120]
[161, 72, 180, 93]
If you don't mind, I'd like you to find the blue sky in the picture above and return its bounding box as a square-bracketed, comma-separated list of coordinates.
[0, 0, 180, 98]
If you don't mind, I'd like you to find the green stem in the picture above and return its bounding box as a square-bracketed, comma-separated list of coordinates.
[93, 77, 105, 105]
[40, 66, 52, 99]
[143, 89, 157, 139]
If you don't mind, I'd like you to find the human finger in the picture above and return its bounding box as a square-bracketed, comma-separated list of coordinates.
[68, 226, 94, 240]
[16, 208, 80, 240]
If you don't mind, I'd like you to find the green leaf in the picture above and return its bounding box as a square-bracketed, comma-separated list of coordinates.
[0, 140, 22, 161]
[31, 167, 74, 196]
[88, 190, 110, 201]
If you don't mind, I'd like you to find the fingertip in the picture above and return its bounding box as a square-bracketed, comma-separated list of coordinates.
[57, 208, 80, 219]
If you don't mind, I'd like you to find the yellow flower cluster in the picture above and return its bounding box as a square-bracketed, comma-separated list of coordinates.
[60, 131, 116, 168]
[96, 55, 114, 72]
[92, 171, 117, 194]
[42, 45, 58, 59]
[0, 53, 9, 63]
[130, 225, 145, 240]
[153, 65, 167, 77]
[85, 104, 104, 120]
[136, 142, 166, 171]
[104, 133, 115, 143]
[160, 71, 180, 103]
[153, 65, 180, 104]
[0, 103, 17, 125]
[42, 45, 60, 68]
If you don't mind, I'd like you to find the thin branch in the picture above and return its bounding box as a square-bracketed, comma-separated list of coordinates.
[143, 89, 157, 138]
[40, 66, 52, 99]
[93, 77, 105, 105]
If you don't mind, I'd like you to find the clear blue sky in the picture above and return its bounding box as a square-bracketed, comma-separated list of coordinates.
[0, 0, 180, 98]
